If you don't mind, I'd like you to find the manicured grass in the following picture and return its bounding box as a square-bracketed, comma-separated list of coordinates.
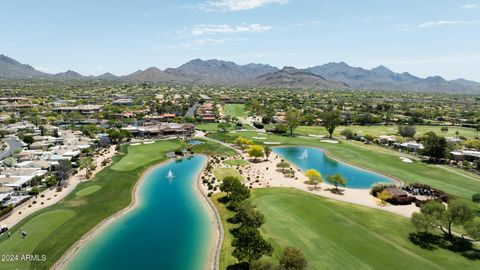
[0, 210, 75, 269]
[112, 140, 186, 171]
[0, 140, 183, 270]
[212, 193, 237, 270]
[196, 123, 224, 132]
[75, 185, 101, 196]
[207, 131, 480, 200]
[191, 139, 237, 156]
[213, 168, 244, 181]
[224, 104, 247, 118]
[216, 188, 479, 269]
[224, 159, 249, 166]
[296, 125, 478, 140]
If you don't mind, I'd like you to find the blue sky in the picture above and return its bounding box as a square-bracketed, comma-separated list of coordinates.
[1, 0, 479, 81]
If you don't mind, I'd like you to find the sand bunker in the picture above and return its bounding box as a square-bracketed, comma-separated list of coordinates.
[400, 157, 413, 163]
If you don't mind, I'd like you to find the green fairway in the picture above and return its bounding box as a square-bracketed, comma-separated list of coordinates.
[213, 168, 244, 181]
[75, 185, 101, 196]
[196, 123, 224, 132]
[191, 139, 237, 156]
[0, 210, 75, 269]
[207, 131, 480, 200]
[216, 188, 479, 269]
[296, 125, 478, 140]
[224, 104, 247, 118]
[112, 140, 185, 171]
[0, 140, 183, 270]
[224, 159, 249, 166]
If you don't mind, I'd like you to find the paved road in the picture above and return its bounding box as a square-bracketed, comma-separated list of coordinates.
[185, 103, 200, 118]
[0, 137, 24, 160]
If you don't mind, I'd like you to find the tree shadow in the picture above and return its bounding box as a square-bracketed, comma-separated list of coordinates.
[227, 262, 249, 270]
[408, 232, 443, 250]
[217, 195, 229, 204]
[409, 232, 480, 260]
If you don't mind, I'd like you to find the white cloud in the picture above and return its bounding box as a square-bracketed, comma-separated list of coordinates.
[152, 38, 226, 51]
[193, 0, 288, 12]
[417, 20, 478, 28]
[461, 3, 479, 9]
[96, 65, 105, 71]
[191, 24, 272, 35]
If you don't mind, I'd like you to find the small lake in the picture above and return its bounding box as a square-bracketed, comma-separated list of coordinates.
[273, 147, 394, 189]
[188, 139, 205, 145]
[66, 155, 211, 270]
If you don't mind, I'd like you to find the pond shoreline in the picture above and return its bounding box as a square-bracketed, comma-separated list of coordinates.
[53, 156, 219, 270]
[273, 144, 404, 187]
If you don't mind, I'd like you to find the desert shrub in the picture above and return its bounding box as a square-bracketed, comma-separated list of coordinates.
[340, 129, 354, 139]
[370, 182, 397, 196]
[387, 196, 416, 205]
[472, 192, 480, 203]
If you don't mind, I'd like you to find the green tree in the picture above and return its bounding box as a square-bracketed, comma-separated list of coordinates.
[217, 122, 231, 132]
[232, 226, 273, 263]
[322, 110, 342, 138]
[248, 145, 264, 161]
[440, 126, 448, 136]
[398, 125, 416, 138]
[220, 176, 250, 205]
[420, 131, 447, 162]
[285, 109, 302, 135]
[57, 159, 72, 183]
[22, 135, 34, 145]
[279, 246, 308, 270]
[276, 160, 290, 173]
[231, 201, 265, 228]
[411, 200, 477, 241]
[80, 157, 94, 178]
[264, 145, 272, 160]
[340, 129, 354, 140]
[326, 173, 347, 193]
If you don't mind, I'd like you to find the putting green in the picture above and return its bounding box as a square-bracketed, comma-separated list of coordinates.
[224, 104, 247, 118]
[76, 185, 101, 196]
[213, 168, 244, 181]
[224, 159, 249, 166]
[112, 141, 184, 171]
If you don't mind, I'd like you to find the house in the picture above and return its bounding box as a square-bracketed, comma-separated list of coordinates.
[0, 167, 47, 189]
[450, 150, 480, 162]
[393, 141, 424, 152]
[112, 98, 133, 106]
[53, 105, 102, 115]
[122, 123, 195, 138]
[378, 135, 397, 145]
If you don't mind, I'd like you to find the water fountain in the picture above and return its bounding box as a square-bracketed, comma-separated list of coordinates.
[300, 149, 308, 160]
[167, 170, 174, 179]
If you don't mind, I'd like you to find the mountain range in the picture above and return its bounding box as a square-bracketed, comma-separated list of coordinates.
[1, 54, 480, 93]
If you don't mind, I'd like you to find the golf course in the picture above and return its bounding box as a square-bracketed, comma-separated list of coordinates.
[0, 140, 188, 270]
[214, 188, 480, 269]
[207, 131, 480, 200]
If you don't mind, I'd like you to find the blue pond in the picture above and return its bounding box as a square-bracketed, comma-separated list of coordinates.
[273, 147, 393, 189]
[188, 139, 205, 145]
[66, 155, 211, 270]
